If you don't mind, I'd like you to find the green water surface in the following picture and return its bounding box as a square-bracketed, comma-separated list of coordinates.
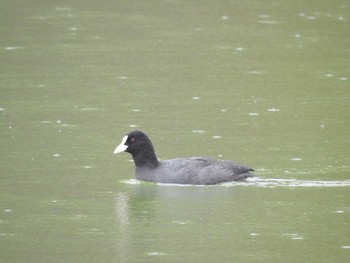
[1, 0, 349, 262]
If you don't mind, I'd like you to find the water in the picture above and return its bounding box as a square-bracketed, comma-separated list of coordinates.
[1, 0, 349, 262]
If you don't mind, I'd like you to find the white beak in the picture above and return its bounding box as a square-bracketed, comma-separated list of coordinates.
[113, 135, 128, 154]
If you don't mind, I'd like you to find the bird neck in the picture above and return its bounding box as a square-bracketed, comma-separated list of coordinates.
[132, 147, 159, 168]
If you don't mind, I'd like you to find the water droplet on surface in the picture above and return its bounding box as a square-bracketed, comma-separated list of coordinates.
[147, 252, 166, 256]
[192, 130, 205, 134]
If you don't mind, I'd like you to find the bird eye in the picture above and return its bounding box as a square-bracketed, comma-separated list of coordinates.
[129, 138, 136, 143]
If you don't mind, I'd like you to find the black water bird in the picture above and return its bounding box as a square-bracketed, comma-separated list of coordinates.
[114, 130, 255, 185]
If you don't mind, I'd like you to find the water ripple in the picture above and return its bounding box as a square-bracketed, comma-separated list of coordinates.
[121, 178, 350, 188]
[224, 178, 350, 188]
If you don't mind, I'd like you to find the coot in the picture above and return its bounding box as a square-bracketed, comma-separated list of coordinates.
[114, 130, 255, 185]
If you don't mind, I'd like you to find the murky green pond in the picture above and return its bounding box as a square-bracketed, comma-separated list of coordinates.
[1, 0, 349, 262]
